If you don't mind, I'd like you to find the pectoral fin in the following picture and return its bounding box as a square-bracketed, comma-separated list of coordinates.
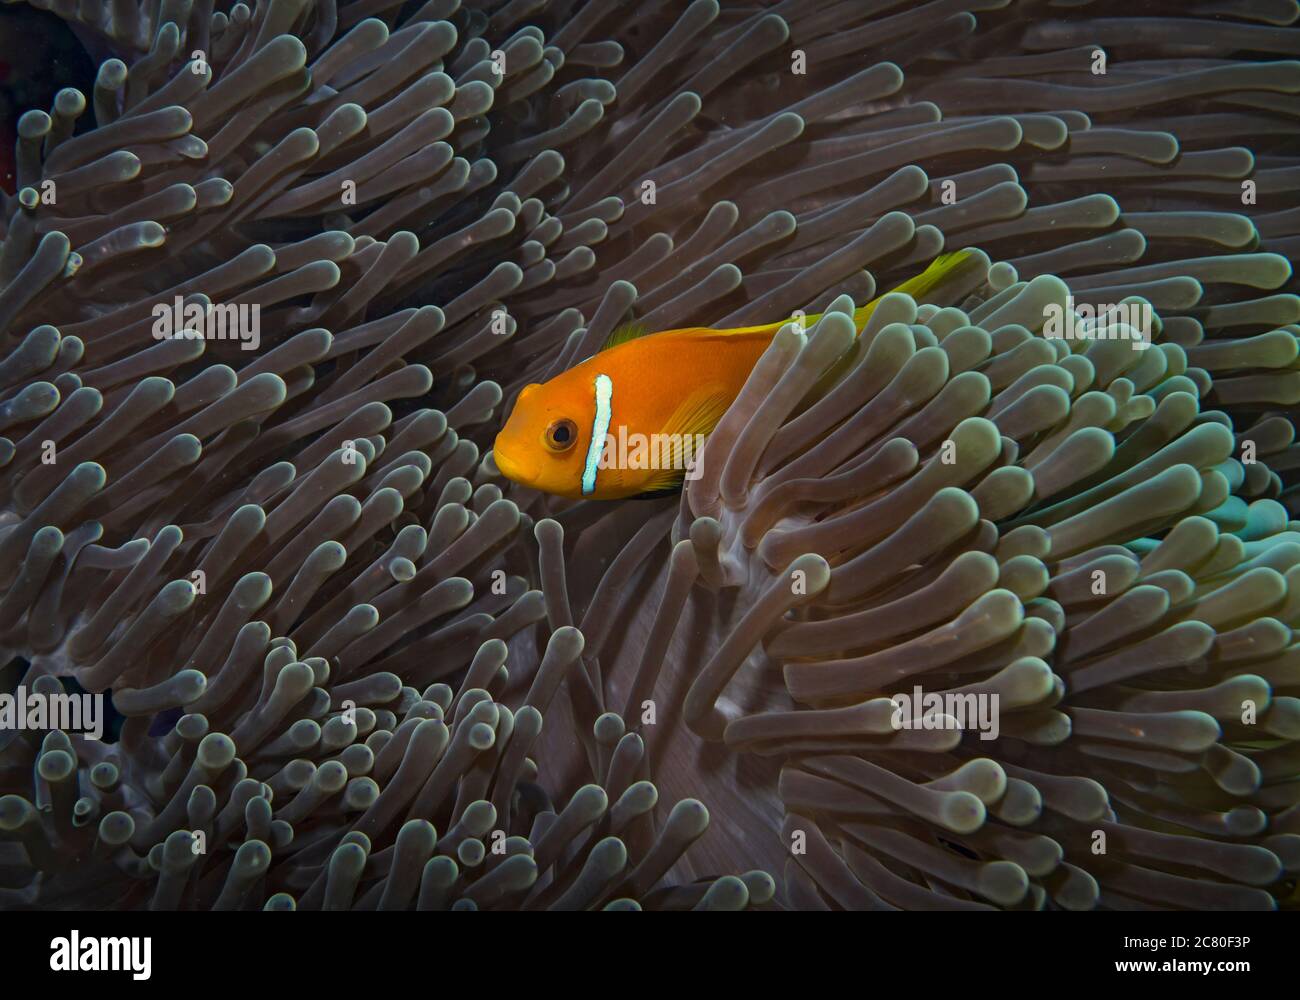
[635, 388, 731, 494]
[663, 387, 732, 440]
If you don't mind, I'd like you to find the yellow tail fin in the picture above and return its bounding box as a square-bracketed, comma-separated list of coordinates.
[719, 250, 979, 339]
[849, 249, 976, 330]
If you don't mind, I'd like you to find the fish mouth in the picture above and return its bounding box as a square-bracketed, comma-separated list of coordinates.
[492, 441, 533, 485]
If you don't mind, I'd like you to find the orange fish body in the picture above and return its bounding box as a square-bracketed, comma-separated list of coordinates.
[493, 251, 974, 500]
[496, 325, 772, 499]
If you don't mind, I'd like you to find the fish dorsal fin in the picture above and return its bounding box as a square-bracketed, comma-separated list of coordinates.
[635, 388, 731, 495]
[603, 320, 651, 351]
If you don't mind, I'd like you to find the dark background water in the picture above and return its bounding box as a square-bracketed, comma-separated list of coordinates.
[0, 5, 96, 193]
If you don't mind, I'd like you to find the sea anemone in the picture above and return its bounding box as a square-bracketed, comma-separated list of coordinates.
[0, 0, 1298, 910]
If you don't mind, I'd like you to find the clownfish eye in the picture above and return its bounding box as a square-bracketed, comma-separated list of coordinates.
[544, 418, 578, 452]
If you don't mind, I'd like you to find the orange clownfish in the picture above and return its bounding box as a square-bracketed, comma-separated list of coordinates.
[493, 251, 975, 500]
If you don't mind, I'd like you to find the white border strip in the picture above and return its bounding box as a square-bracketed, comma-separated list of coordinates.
[581, 373, 613, 496]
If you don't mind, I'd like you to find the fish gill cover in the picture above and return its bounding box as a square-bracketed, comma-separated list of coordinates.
[0, 0, 1297, 912]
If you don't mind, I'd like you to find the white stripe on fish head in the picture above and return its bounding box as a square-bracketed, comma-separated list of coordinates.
[581, 373, 613, 496]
